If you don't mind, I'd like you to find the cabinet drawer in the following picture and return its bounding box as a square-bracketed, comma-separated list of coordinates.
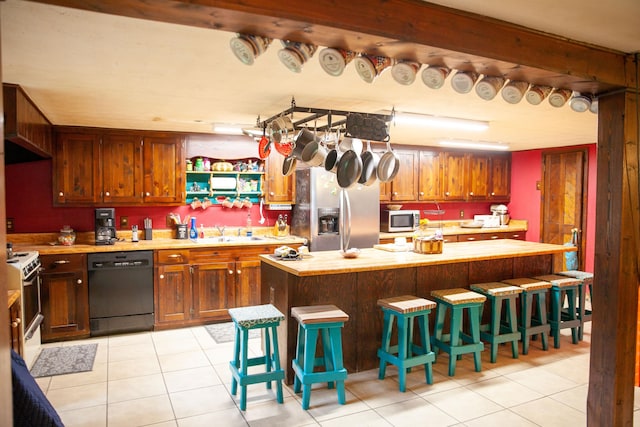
[40, 254, 86, 273]
[157, 249, 190, 265]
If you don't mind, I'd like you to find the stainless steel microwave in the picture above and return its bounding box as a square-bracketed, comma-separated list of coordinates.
[380, 210, 420, 232]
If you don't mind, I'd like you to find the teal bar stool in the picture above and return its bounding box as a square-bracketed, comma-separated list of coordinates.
[430, 288, 486, 376]
[533, 274, 581, 348]
[377, 295, 437, 392]
[557, 270, 593, 340]
[502, 278, 552, 354]
[228, 304, 285, 411]
[469, 282, 522, 363]
[291, 305, 349, 410]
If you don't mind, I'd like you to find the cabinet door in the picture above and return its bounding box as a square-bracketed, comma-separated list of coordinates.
[390, 151, 418, 201]
[143, 135, 185, 204]
[442, 152, 468, 201]
[192, 262, 234, 319]
[54, 132, 101, 205]
[102, 133, 143, 204]
[264, 154, 295, 204]
[418, 151, 442, 201]
[9, 298, 23, 356]
[156, 264, 191, 323]
[40, 270, 89, 341]
[489, 154, 511, 201]
[468, 153, 491, 200]
[234, 259, 262, 307]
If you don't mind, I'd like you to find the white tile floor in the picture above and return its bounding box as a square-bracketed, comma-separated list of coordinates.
[32, 322, 640, 426]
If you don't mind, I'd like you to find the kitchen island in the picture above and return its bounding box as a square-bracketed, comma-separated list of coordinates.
[260, 239, 574, 383]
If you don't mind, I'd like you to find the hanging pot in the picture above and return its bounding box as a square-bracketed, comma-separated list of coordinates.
[301, 138, 329, 167]
[358, 140, 379, 185]
[324, 148, 342, 173]
[258, 135, 271, 159]
[282, 154, 297, 176]
[292, 128, 320, 160]
[377, 139, 400, 182]
[336, 149, 363, 188]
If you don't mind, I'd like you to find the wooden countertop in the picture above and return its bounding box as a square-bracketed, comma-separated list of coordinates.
[8, 290, 20, 309]
[379, 220, 527, 240]
[13, 235, 305, 255]
[260, 239, 573, 277]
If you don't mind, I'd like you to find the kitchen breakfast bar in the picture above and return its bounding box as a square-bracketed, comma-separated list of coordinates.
[260, 239, 575, 383]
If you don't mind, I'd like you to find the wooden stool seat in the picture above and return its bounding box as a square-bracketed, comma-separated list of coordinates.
[291, 305, 348, 410]
[377, 295, 436, 391]
[228, 304, 285, 411]
[533, 275, 581, 348]
[470, 282, 522, 363]
[558, 270, 594, 340]
[502, 278, 551, 354]
[431, 288, 486, 376]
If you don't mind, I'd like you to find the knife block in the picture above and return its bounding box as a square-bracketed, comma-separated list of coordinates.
[144, 228, 153, 240]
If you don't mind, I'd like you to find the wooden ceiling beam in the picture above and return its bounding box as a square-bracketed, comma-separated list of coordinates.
[30, 0, 629, 92]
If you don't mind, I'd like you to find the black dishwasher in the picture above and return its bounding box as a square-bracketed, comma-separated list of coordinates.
[88, 251, 154, 336]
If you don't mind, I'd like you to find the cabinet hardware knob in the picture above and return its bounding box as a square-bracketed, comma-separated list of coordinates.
[513, 234, 519, 238]
[58, 191, 64, 197]
[105, 191, 110, 197]
[270, 191, 274, 196]
[160, 274, 165, 279]
[228, 270, 234, 275]
[491, 192, 495, 196]
[445, 192, 450, 196]
[469, 192, 474, 196]
[419, 192, 424, 196]
[146, 192, 151, 196]
[393, 192, 398, 196]
[54, 260, 70, 264]
[491, 236, 499, 239]
[14, 317, 21, 325]
[11, 321, 19, 328]
[168, 254, 181, 259]
[77, 279, 83, 284]
[467, 237, 475, 241]
[237, 269, 241, 275]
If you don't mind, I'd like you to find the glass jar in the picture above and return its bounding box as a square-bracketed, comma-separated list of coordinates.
[58, 226, 76, 246]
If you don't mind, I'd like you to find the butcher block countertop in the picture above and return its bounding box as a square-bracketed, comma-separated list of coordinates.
[260, 239, 574, 277]
[379, 219, 528, 240]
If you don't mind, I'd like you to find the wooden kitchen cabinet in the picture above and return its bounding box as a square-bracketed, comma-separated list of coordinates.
[40, 254, 90, 342]
[442, 151, 469, 201]
[8, 291, 23, 356]
[264, 154, 295, 204]
[488, 154, 511, 201]
[54, 128, 185, 206]
[418, 150, 443, 201]
[378, 149, 418, 201]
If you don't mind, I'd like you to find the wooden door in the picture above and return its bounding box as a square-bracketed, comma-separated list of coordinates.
[418, 150, 442, 201]
[192, 262, 233, 320]
[390, 151, 418, 201]
[40, 270, 89, 341]
[264, 154, 295, 204]
[489, 154, 511, 201]
[468, 153, 490, 200]
[442, 152, 468, 201]
[234, 259, 262, 307]
[102, 133, 143, 204]
[142, 135, 185, 204]
[8, 297, 23, 356]
[541, 149, 587, 271]
[53, 132, 101, 205]
[156, 264, 191, 323]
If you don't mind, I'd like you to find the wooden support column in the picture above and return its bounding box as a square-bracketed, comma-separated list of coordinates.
[588, 80, 640, 425]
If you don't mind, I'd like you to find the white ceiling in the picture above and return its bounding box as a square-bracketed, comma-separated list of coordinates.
[1, 0, 639, 152]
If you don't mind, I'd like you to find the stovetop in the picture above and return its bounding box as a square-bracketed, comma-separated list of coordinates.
[7, 251, 40, 278]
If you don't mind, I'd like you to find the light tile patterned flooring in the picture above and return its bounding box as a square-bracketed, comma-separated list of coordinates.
[33, 322, 640, 426]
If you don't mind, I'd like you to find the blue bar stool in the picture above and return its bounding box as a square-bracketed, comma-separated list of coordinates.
[533, 274, 581, 348]
[291, 305, 349, 410]
[502, 278, 552, 354]
[228, 304, 285, 411]
[377, 295, 436, 392]
[469, 282, 522, 363]
[557, 270, 593, 340]
[430, 288, 486, 376]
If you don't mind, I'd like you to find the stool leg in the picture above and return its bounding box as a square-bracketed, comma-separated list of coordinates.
[537, 292, 549, 350]
[321, 328, 335, 389]
[239, 329, 249, 411]
[301, 327, 318, 410]
[469, 305, 482, 373]
[231, 325, 240, 396]
[578, 282, 586, 340]
[418, 313, 433, 385]
[397, 314, 408, 392]
[433, 305, 446, 358]
[270, 325, 284, 404]
[448, 307, 462, 376]
[550, 288, 561, 348]
[328, 326, 346, 405]
[264, 327, 272, 390]
[489, 297, 501, 363]
[506, 297, 519, 359]
[520, 292, 532, 355]
[378, 311, 393, 380]
[568, 288, 579, 344]
[293, 324, 305, 394]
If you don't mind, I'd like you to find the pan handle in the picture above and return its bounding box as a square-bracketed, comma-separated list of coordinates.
[339, 189, 351, 252]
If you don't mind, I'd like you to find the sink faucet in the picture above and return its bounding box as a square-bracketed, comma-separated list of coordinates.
[215, 225, 226, 237]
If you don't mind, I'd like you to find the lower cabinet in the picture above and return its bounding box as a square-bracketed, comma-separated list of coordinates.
[155, 246, 274, 328]
[40, 254, 90, 342]
[8, 292, 23, 356]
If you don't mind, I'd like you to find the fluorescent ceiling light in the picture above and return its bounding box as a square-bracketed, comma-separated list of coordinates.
[439, 139, 509, 151]
[392, 111, 489, 132]
[212, 124, 245, 135]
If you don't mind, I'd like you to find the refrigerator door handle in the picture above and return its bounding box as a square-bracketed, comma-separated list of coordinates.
[339, 189, 352, 252]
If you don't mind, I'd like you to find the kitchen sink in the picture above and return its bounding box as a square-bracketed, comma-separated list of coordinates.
[195, 236, 267, 243]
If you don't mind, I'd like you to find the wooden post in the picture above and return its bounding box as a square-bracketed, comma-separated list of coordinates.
[588, 84, 640, 425]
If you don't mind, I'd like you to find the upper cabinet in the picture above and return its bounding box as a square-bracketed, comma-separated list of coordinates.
[418, 150, 443, 201]
[54, 128, 185, 206]
[264, 153, 295, 204]
[3, 83, 53, 161]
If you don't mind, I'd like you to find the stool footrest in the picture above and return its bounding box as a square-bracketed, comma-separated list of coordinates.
[230, 363, 284, 386]
[480, 331, 521, 345]
[292, 362, 347, 385]
[377, 350, 434, 369]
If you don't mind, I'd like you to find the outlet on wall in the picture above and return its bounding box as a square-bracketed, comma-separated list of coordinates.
[120, 216, 129, 228]
[459, 210, 464, 218]
[6, 218, 14, 232]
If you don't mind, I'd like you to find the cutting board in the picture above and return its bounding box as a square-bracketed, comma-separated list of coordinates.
[373, 243, 413, 252]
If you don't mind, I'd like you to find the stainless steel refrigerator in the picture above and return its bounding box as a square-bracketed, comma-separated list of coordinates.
[291, 167, 380, 252]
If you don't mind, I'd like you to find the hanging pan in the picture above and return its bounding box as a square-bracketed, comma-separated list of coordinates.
[282, 154, 297, 176]
[336, 149, 362, 188]
[358, 140, 379, 185]
[377, 139, 400, 182]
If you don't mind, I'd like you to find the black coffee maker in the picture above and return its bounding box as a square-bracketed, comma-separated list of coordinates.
[95, 208, 116, 245]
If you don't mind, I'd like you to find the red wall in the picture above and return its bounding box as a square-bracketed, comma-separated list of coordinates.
[510, 144, 597, 272]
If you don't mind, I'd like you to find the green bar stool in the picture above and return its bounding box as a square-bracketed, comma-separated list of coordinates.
[557, 270, 593, 340]
[533, 274, 581, 348]
[430, 288, 486, 376]
[502, 278, 551, 354]
[291, 305, 349, 410]
[469, 282, 522, 363]
[228, 304, 285, 411]
[377, 295, 437, 392]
